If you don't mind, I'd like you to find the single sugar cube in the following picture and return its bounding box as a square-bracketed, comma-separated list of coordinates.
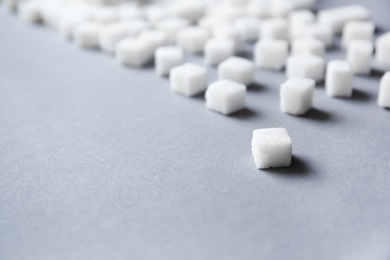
[218, 57, 255, 86]
[375, 32, 390, 66]
[234, 17, 260, 42]
[139, 30, 169, 50]
[115, 38, 154, 67]
[168, 1, 204, 23]
[155, 46, 184, 76]
[289, 9, 315, 39]
[170, 63, 208, 97]
[286, 53, 325, 82]
[204, 38, 235, 65]
[99, 23, 128, 53]
[73, 22, 101, 48]
[205, 79, 246, 115]
[212, 25, 242, 52]
[280, 77, 315, 115]
[378, 72, 390, 108]
[177, 26, 209, 53]
[347, 40, 373, 75]
[301, 23, 334, 47]
[260, 18, 288, 40]
[342, 21, 374, 49]
[251, 128, 292, 169]
[254, 39, 288, 70]
[326, 60, 353, 97]
[291, 37, 325, 57]
[156, 17, 190, 44]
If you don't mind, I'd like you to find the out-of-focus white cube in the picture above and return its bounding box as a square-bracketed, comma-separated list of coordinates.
[156, 17, 190, 44]
[138, 30, 169, 50]
[212, 24, 242, 52]
[234, 17, 260, 42]
[170, 63, 208, 97]
[155, 46, 183, 76]
[121, 19, 149, 38]
[342, 21, 374, 49]
[375, 32, 390, 66]
[260, 18, 288, 40]
[280, 77, 315, 115]
[99, 23, 128, 53]
[177, 26, 210, 53]
[254, 39, 288, 70]
[73, 22, 101, 48]
[115, 38, 154, 67]
[291, 37, 325, 57]
[326, 60, 353, 97]
[287, 53, 326, 82]
[204, 38, 235, 65]
[251, 128, 292, 169]
[347, 40, 373, 75]
[205, 79, 246, 115]
[378, 72, 390, 108]
[218, 57, 255, 86]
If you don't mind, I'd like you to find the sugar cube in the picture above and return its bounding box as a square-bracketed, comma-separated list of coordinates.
[212, 25, 242, 52]
[289, 9, 315, 39]
[218, 57, 255, 86]
[347, 40, 373, 75]
[342, 21, 374, 49]
[170, 63, 208, 96]
[260, 18, 288, 40]
[375, 32, 390, 66]
[254, 39, 288, 70]
[299, 24, 334, 47]
[280, 77, 315, 115]
[99, 23, 128, 53]
[139, 30, 169, 50]
[378, 72, 390, 108]
[204, 38, 235, 65]
[58, 14, 89, 39]
[115, 38, 154, 67]
[286, 53, 326, 82]
[177, 26, 209, 53]
[121, 19, 150, 38]
[326, 60, 353, 97]
[73, 22, 101, 48]
[251, 128, 292, 169]
[291, 37, 325, 57]
[234, 17, 260, 42]
[205, 79, 246, 115]
[155, 17, 190, 44]
[155, 46, 184, 76]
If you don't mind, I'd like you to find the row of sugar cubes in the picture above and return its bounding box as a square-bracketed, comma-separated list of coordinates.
[13, 0, 390, 169]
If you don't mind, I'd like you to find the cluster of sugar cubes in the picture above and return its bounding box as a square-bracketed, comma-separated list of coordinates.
[9, 0, 390, 169]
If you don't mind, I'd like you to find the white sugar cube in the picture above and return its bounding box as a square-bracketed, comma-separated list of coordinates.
[347, 40, 373, 75]
[204, 38, 235, 65]
[326, 60, 353, 97]
[318, 4, 371, 34]
[280, 77, 315, 115]
[121, 19, 150, 38]
[375, 32, 390, 66]
[18, 1, 42, 24]
[260, 18, 288, 40]
[99, 23, 128, 53]
[177, 27, 209, 53]
[291, 37, 325, 57]
[342, 21, 374, 49]
[286, 53, 325, 82]
[155, 17, 190, 44]
[59, 14, 89, 39]
[254, 39, 288, 70]
[73, 22, 101, 48]
[234, 17, 260, 42]
[298, 24, 334, 47]
[289, 9, 315, 39]
[168, 1, 205, 23]
[218, 57, 255, 86]
[139, 30, 168, 50]
[378, 72, 390, 108]
[212, 25, 242, 52]
[155, 46, 184, 76]
[205, 79, 246, 115]
[115, 38, 154, 67]
[251, 128, 292, 169]
[170, 63, 208, 97]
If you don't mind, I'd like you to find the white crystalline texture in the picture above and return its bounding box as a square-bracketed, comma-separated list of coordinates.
[251, 128, 292, 169]
[318, 4, 371, 34]
[155, 46, 183, 76]
[204, 38, 235, 65]
[99, 23, 127, 53]
[121, 19, 150, 38]
[234, 17, 260, 42]
[177, 26, 209, 53]
[170, 63, 208, 97]
[205, 79, 246, 115]
[378, 72, 390, 108]
[342, 21, 374, 49]
[18, 1, 42, 24]
[255, 39, 288, 70]
[73, 22, 101, 48]
[260, 18, 288, 40]
[291, 37, 325, 57]
[218, 57, 255, 86]
[115, 38, 154, 67]
[155, 17, 190, 44]
[347, 40, 373, 75]
[286, 53, 325, 82]
[280, 77, 315, 115]
[326, 60, 353, 98]
[375, 32, 390, 66]
[138, 30, 168, 50]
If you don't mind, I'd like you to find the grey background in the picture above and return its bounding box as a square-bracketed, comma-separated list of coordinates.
[1, 1, 390, 259]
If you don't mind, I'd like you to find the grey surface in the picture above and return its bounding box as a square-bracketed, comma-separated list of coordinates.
[1, 2, 390, 260]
